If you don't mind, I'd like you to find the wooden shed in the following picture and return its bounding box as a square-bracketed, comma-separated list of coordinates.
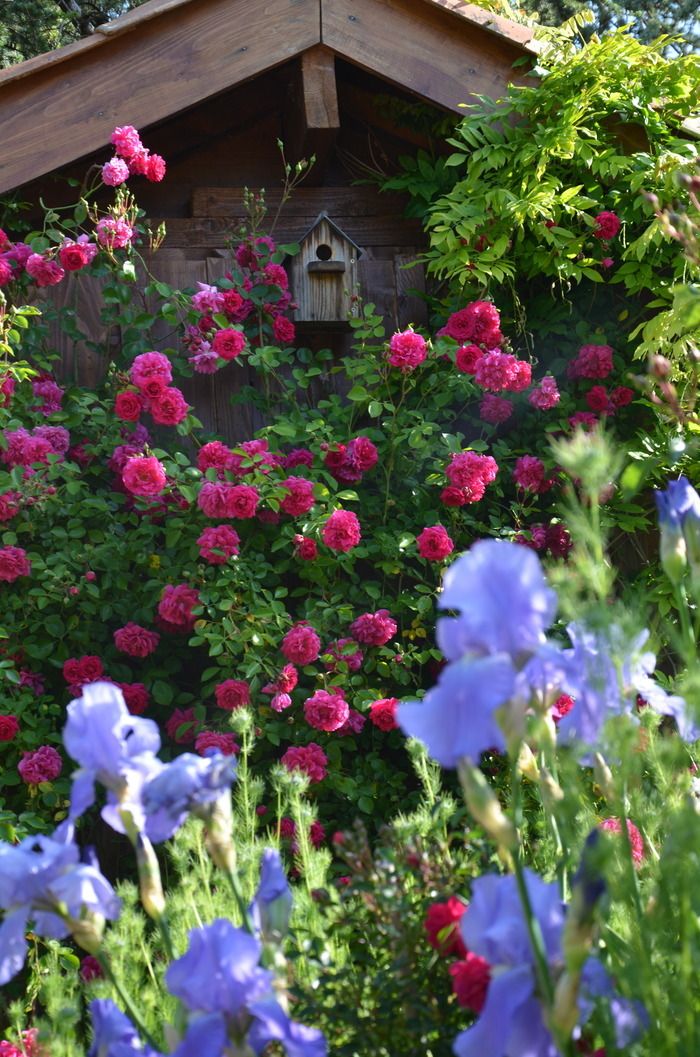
[0, 0, 537, 436]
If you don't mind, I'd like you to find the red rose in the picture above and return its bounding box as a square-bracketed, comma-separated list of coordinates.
[449, 953, 491, 1012]
[212, 328, 246, 361]
[115, 391, 143, 421]
[113, 622, 160, 658]
[0, 714, 19, 741]
[424, 897, 468, 957]
[215, 679, 251, 710]
[369, 698, 399, 731]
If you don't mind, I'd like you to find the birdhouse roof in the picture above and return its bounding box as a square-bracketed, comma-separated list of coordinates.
[0, 0, 539, 194]
[296, 213, 364, 255]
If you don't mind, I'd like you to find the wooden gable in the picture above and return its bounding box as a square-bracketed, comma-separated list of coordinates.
[0, 0, 537, 195]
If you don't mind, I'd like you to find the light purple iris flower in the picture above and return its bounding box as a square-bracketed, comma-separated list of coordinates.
[0, 825, 119, 984]
[248, 998, 328, 1056]
[165, 919, 273, 1017]
[141, 752, 237, 844]
[397, 655, 516, 766]
[437, 540, 557, 663]
[249, 848, 292, 940]
[63, 682, 163, 833]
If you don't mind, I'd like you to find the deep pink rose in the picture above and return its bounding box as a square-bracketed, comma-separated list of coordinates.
[195, 731, 239, 756]
[149, 386, 189, 426]
[212, 328, 246, 361]
[303, 689, 349, 732]
[18, 745, 62, 784]
[280, 477, 316, 516]
[281, 623, 321, 665]
[158, 584, 200, 631]
[593, 211, 621, 240]
[369, 698, 399, 731]
[197, 525, 240, 564]
[417, 525, 454, 561]
[0, 546, 30, 582]
[280, 743, 328, 782]
[113, 622, 160, 658]
[115, 391, 143, 421]
[349, 610, 397, 647]
[322, 509, 361, 552]
[122, 456, 167, 497]
[215, 679, 251, 711]
[387, 329, 427, 371]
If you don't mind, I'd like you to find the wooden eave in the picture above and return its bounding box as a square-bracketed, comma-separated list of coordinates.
[0, 0, 538, 195]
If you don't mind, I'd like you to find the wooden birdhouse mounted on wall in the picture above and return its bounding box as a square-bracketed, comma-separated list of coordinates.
[289, 214, 362, 325]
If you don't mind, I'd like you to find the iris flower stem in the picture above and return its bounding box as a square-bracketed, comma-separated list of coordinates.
[223, 864, 255, 934]
[673, 582, 695, 660]
[511, 762, 555, 1009]
[96, 951, 159, 1050]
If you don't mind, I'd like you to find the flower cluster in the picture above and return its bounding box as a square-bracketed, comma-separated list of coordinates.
[442, 451, 499, 506]
[105, 125, 166, 185]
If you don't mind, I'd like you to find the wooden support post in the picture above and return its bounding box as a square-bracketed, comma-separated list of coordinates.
[284, 45, 340, 178]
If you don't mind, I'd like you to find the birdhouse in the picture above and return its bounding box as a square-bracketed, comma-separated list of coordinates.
[289, 214, 362, 324]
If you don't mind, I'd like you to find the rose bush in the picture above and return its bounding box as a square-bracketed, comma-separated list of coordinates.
[0, 123, 654, 844]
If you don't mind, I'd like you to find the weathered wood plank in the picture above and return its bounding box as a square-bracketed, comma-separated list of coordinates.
[322, 0, 528, 113]
[156, 215, 425, 249]
[0, 0, 320, 194]
[191, 185, 414, 218]
[394, 254, 428, 328]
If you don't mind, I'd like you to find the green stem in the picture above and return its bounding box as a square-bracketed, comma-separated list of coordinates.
[673, 581, 695, 660]
[511, 762, 555, 1007]
[223, 864, 255, 933]
[96, 952, 159, 1050]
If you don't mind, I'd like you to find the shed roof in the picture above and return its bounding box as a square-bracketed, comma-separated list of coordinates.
[0, 0, 537, 194]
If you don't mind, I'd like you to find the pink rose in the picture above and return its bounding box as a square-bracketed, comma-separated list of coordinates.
[111, 125, 143, 159]
[130, 351, 173, 390]
[122, 456, 167, 497]
[387, 329, 427, 372]
[145, 154, 167, 183]
[322, 509, 361, 552]
[25, 254, 64, 287]
[102, 158, 130, 187]
[95, 217, 134, 250]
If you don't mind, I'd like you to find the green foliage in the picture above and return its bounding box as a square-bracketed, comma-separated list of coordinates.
[391, 29, 700, 368]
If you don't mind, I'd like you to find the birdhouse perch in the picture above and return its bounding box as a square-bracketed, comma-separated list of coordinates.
[289, 213, 362, 324]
